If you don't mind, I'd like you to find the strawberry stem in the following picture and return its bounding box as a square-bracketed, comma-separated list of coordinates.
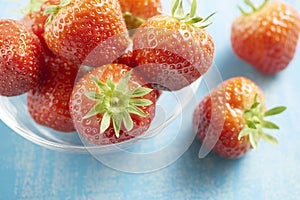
[44, 0, 71, 26]
[123, 12, 146, 34]
[238, 0, 269, 15]
[170, 0, 215, 28]
[83, 70, 153, 138]
[238, 94, 286, 149]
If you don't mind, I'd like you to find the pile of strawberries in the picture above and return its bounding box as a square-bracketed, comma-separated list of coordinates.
[0, 0, 299, 158]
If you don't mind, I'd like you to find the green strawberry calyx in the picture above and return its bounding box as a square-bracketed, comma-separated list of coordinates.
[238, 0, 269, 15]
[21, 0, 45, 14]
[171, 0, 215, 28]
[44, 0, 71, 26]
[238, 94, 286, 149]
[83, 70, 153, 138]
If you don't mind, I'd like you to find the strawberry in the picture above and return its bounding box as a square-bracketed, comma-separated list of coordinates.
[231, 0, 300, 75]
[113, 50, 137, 68]
[43, 0, 130, 67]
[119, 0, 162, 20]
[132, 0, 215, 91]
[193, 77, 286, 159]
[0, 19, 44, 97]
[27, 55, 80, 132]
[119, 0, 162, 30]
[113, 51, 163, 99]
[69, 64, 156, 145]
[21, 0, 60, 58]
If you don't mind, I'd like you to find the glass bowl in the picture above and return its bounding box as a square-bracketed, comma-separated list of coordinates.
[0, 0, 200, 155]
[0, 0, 216, 173]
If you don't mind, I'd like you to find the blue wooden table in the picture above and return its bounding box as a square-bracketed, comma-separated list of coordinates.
[1, 0, 300, 199]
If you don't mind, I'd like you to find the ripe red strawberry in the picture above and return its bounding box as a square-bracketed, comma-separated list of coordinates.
[193, 77, 286, 159]
[113, 50, 137, 68]
[231, 0, 300, 75]
[119, 0, 161, 20]
[0, 19, 44, 97]
[69, 64, 156, 145]
[44, 0, 130, 67]
[113, 51, 163, 99]
[21, 0, 60, 57]
[27, 55, 80, 132]
[119, 0, 162, 30]
[132, 0, 215, 91]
